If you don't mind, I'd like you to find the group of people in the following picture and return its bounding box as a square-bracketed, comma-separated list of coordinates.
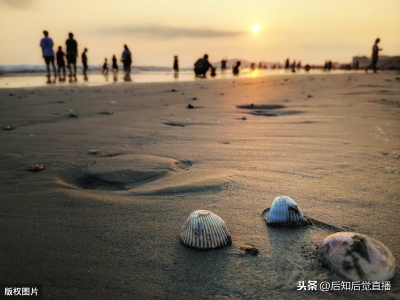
[41, 32, 384, 82]
[40, 31, 80, 81]
[192, 55, 241, 78]
[284, 58, 302, 72]
[39, 31, 133, 82]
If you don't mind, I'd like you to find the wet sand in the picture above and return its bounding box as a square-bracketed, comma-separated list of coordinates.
[0, 73, 399, 299]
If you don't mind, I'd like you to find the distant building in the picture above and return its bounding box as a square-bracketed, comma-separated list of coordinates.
[353, 55, 400, 70]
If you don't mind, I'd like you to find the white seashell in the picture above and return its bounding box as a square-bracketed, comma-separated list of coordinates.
[180, 210, 232, 249]
[318, 232, 396, 281]
[266, 196, 309, 226]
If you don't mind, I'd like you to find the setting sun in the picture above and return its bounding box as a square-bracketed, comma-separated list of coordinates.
[252, 24, 260, 33]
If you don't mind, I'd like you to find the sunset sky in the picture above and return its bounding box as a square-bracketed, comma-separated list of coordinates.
[1, 0, 399, 67]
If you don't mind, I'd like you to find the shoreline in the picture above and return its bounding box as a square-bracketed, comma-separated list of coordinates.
[0, 68, 376, 90]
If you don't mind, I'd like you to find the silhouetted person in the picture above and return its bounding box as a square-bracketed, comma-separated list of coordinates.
[121, 45, 132, 76]
[66, 32, 78, 79]
[112, 55, 118, 73]
[324, 61, 328, 71]
[102, 58, 109, 75]
[328, 61, 332, 71]
[221, 58, 227, 72]
[210, 66, 216, 77]
[173, 56, 179, 72]
[40, 30, 56, 78]
[233, 61, 241, 76]
[56, 46, 66, 79]
[366, 38, 382, 73]
[297, 61, 301, 70]
[285, 58, 290, 71]
[194, 54, 213, 78]
[355, 60, 359, 70]
[291, 60, 296, 73]
[81, 48, 88, 79]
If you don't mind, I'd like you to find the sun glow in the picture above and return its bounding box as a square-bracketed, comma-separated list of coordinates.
[252, 24, 260, 33]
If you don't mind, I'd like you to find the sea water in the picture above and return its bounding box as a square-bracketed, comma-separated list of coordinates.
[0, 65, 354, 89]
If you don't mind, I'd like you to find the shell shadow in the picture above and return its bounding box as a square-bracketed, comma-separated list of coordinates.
[169, 234, 240, 297]
[265, 225, 317, 289]
[261, 207, 351, 287]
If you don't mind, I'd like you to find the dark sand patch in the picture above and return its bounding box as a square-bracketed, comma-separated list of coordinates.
[48, 100, 65, 104]
[59, 156, 195, 192]
[103, 152, 126, 158]
[342, 92, 370, 95]
[250, 110, 303, 117]
[66, 170, 169, 191]
[236, 104, 285, 110]
[163, 122, 185, 127]
[236, 104, 295, 116]
[370, 99, 400, 108]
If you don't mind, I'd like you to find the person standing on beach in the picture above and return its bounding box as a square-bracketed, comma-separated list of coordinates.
[81, 48, 88, 78]
[112, 55, 118, 73]
[233, 61, 241, 76]
[121, 45, 132, 76]
[56, 46, 66, 79]
[39, 31, 56, 78]
[366, 38, 382, 74]
[285, 58, 290, 71]
[221, 58, 227, 72]
[173, 56, 179, 73]
[66, 32, 78, 79]
[102, 58, 109, 75]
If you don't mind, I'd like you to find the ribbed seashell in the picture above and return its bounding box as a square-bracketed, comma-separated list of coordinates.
[180, 210, 232, 249]
[318, 232, 396, 281]
[266, 196, 308, 226]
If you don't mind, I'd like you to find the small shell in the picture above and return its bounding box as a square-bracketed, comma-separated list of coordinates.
[318, 232, 396, 281]
[266, 196, 308, 226]
[180, 210, 232, 249]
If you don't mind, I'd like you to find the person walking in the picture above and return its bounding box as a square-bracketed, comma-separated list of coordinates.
[39, 30, 56, 78]
[66, 32, 78, 79]
[366, 38, 382, 73]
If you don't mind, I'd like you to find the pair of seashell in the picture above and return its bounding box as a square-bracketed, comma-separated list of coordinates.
[179, 196, 311, 250]
[180, 196, 396, 282]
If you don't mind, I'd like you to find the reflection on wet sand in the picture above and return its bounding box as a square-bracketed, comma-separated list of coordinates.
[1, 68, 360, 89]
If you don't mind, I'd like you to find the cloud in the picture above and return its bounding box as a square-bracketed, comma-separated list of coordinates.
[100, 26, 245, 39]
[1, 0, 36, 9]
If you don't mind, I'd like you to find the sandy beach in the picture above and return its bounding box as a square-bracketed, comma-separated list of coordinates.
[0, 72, 399, 299]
